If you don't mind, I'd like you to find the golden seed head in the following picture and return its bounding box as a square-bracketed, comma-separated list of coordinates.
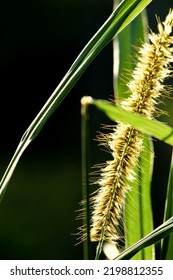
[82, 10, 173, 246]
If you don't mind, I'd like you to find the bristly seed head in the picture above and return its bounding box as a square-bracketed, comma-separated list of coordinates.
[82, 10, 173, 247]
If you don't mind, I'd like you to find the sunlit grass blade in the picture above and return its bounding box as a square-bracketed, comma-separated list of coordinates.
[161, 151, 173, 259]
[91, 99, 173, 146]
[0, 0, 152, 203]
[113, 3, 132, 99]
[114, 217, 173, 260]
[124, 135, 154, 259]
[113, 2, 154, 259]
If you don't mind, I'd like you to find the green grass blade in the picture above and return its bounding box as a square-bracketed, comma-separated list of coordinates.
[161, 151, 173, 259]
[113, 2, 154, 259]
[113, 6, 132, 99]
[137, 136, 154, 259]
[124, 135, 154, 259]
[114, 217, 173, 260]
[92, 99, 173, 146]
[0, 0, 152, 202]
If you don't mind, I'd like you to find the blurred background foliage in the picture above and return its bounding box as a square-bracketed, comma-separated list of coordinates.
[0, 0, 173, 259]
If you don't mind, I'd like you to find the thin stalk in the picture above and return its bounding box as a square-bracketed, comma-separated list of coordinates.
[81, 97, 91, 260]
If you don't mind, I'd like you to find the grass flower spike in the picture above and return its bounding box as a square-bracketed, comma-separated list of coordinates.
[89, 10, 173, 257]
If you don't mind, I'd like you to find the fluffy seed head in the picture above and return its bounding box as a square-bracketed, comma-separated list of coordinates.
[89, 9, 173, 245]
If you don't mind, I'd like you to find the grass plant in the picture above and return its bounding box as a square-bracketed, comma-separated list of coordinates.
[1, 0, 173, 260]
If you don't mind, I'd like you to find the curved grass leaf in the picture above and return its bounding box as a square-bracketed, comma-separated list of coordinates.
[0, 0, 152, 202]
[114, 217, 173, 260]
[92, 99, 173, 146]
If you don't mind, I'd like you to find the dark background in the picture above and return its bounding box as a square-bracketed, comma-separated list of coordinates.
[0, 0, 173, 260]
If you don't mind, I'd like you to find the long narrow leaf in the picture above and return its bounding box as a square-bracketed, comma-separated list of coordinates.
[124, 135, 154, 259]
[92, 99, 173, 146]
[0, 0, 152, 202]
